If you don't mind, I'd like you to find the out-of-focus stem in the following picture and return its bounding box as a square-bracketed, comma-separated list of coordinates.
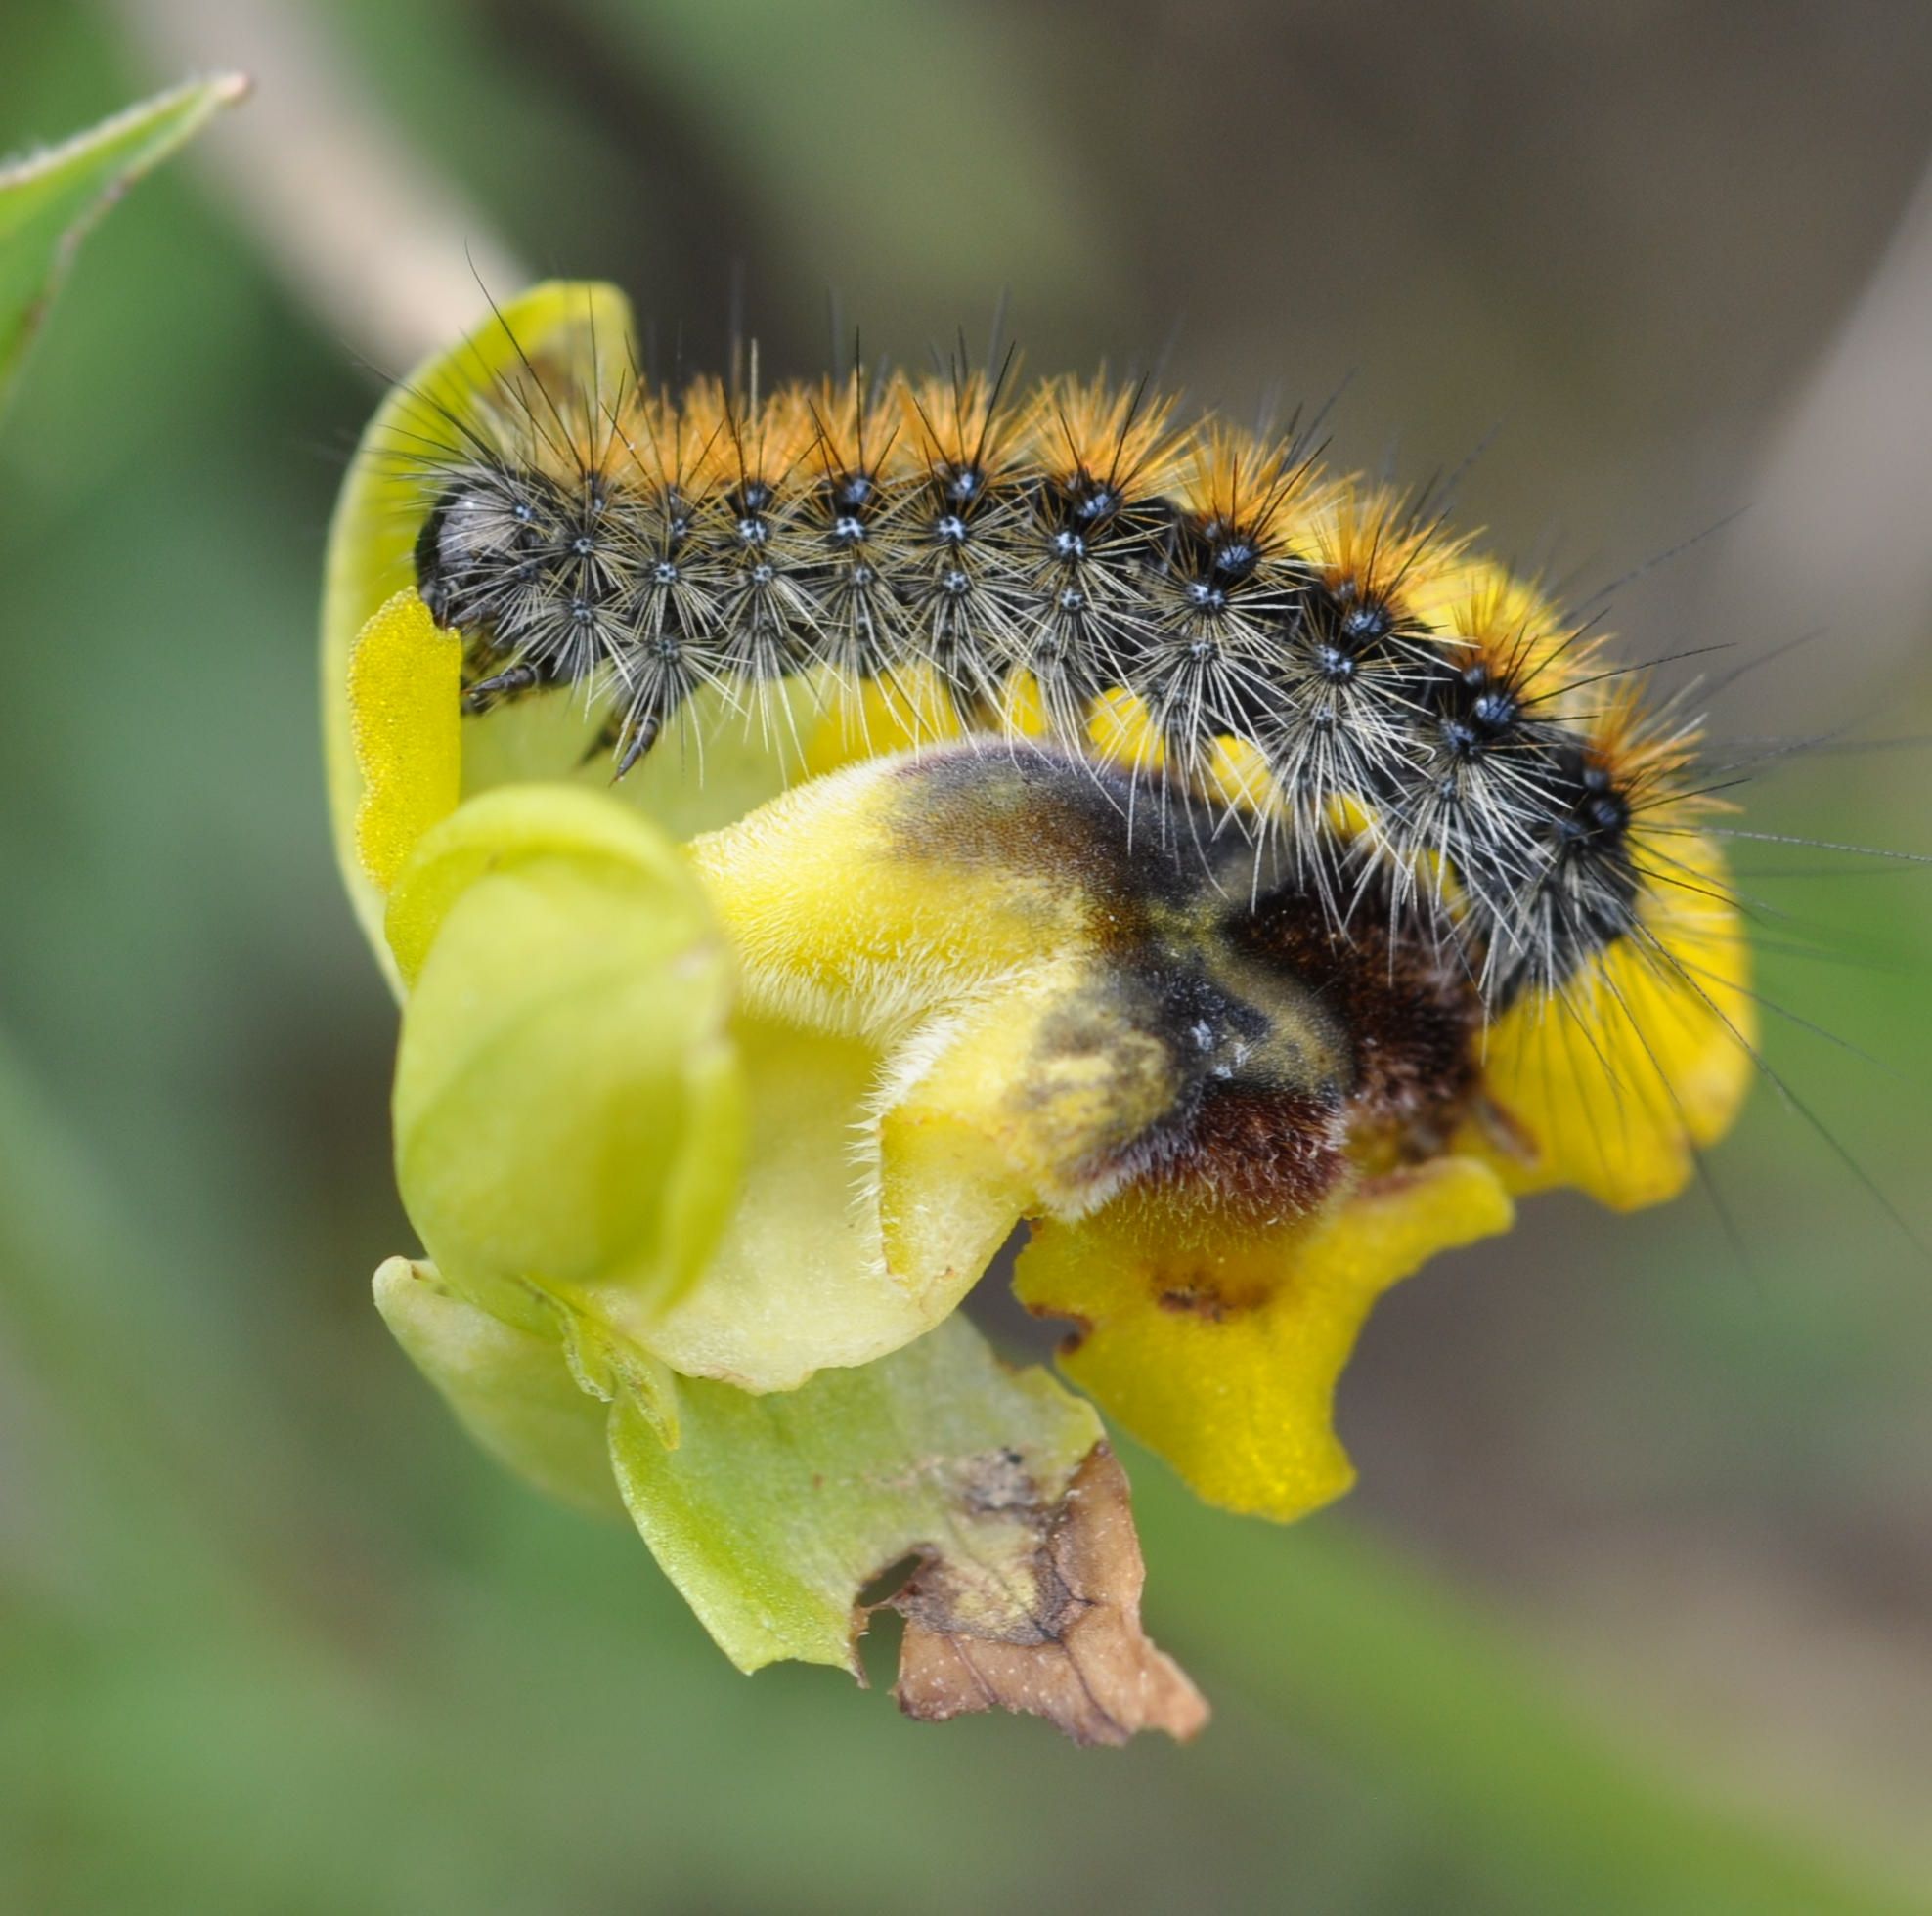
[1710, 155, 1932, 718]
[110, 0, 528, 370]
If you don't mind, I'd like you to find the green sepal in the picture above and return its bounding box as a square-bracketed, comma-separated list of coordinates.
[373, 1256, 624, 1518]
[606, 1314, 1103, 1674]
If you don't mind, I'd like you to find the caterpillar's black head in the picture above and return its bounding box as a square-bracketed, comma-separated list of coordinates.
[1478, 741, 1646, 1007]
[413, 464, 568, 635]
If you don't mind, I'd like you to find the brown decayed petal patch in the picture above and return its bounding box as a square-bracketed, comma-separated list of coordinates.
[889, 1445, 1208, 1746]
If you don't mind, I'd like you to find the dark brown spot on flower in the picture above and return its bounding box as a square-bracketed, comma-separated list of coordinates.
[1153, 1257, 1278, 1321]
[1027, 1303, 1092, 1357]
[958, 1446, 1038, 1516]
[1223, 881, 1480, 1146]
[884, 744, 1483, 1223]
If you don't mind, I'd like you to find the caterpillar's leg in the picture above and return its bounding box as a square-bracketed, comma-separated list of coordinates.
[612, 681, 694, 781]
[576, 707, 621, 771]
[613, 711, 663, 780]
[462, 661, 548, 712]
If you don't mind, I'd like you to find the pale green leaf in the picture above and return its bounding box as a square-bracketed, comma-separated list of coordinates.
[606, 1315, 1103, 1676]
[0, 74, 247, 416]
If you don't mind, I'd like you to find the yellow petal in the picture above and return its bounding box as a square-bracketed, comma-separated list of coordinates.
[1474, 835, 1755, 1210]
[683, 745, 1506, 1407]
[384, 782, 699, 986]
[383, 778, 1037, 1395]
[346, 590, 461, 895]
[688, 749, 1098, 1022]
[642, 956, 1186, 1391]
[873, 955, 1181, 1226]
[1085, 687, 1164, 771]
[798, 666, 950, 780]
[1204, 732, 1278, 815]
[1015, 1157, 1515, 1521]
[638, 1015, 999, 1390]
[668, 756, 1254, 1388]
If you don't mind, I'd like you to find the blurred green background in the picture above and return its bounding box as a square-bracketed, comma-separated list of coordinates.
[3, 3, 1930, 1910]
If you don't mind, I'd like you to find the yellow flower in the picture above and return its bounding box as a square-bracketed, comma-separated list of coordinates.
[324, 283, 1756, 1730]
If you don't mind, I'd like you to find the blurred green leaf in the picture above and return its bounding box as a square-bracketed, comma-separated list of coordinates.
[571, 0, 1116, 307]
[1145, 1471, 1928, 1916]
[0, 74, 247, 417]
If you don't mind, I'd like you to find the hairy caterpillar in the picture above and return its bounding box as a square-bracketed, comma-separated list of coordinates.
[395, 325, 1715, 1038]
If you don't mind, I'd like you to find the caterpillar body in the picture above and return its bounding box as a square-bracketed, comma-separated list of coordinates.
[335, 276, 1932, 1601]
[395, 329, 1722, 1042]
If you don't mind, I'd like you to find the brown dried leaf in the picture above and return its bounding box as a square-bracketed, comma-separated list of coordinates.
[891, 1444, 1209, 1746]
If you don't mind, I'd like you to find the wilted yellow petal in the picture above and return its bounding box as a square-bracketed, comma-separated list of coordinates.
[1015, 1157, 1515, 1521]
[605, 1313, 1111, 1682]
